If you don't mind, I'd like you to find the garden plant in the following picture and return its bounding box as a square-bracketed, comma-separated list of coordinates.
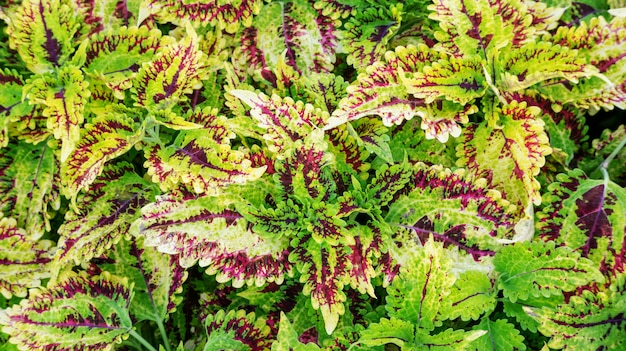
[0, 0, 625, 350]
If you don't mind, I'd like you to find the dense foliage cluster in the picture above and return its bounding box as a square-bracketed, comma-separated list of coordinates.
[0, 0, 625, 350]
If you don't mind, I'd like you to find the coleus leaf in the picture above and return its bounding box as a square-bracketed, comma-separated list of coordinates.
[303, 72, 348, 113]
[272, 312, 320, 351]
[541, 16, 626, 110]
[53, 162, 158, 276]
[457, 100, 552, 208]
[61, 112, 143, 203]
[0, 217, 53, 299]
[203, 309, 273, 351]
[579, 125, 626, 186]
[76, 0, 143, 33]
[357, 317, 414, 348]
[132, 194, 292, 287]
[99, 235, 187, 324]
[0, 271, 133, 351]
[341, 5, 402, 70]
[80, 25, 173, 100]
[0, 140, 60, 240]
[493, 241, 605, 303]
[232, 90, 329, 156]
[328, 44, 446, 130]
[385, 163, 516, 256]
[526, 287, 626, 350]
[25, 65, 90, 162]
[132, 28, 207, 109]
[239, 1, 338, 76]
[144, 128, 266, 194]
[384, 238, 456, 331]
[536, 169, 626, 276]
[413, 328, 487, 350]
[446, 270, 496, 321]
[143, 0, 264, 33]
[469, 318, 527, 351]
[5, 0, 81, 73]
[0, 69, 32, 147]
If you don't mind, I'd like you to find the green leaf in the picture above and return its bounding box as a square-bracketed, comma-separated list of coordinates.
[413, 328, 487, 350]
[61, 112, 143, 203]
[53, 163, 157, 277]
[358, 317, 414, 348]
[494, 241, 605, 303]
[469, 318, 526, 351]
[0, 217, 53, 299]
[385, 239, 456, 331]
[5, 0, 81, 73]
[0, 69, 31, 147]
[26, 65, 90, 162]
[204, 310, 273, 351]
[272, 312, 321, 351]
[446, 270, 496, 321]
[0, 140, 60, 240]
[0, 271, 133, 351]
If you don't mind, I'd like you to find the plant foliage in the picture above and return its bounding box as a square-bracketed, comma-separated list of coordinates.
[0, 0, 625, 350]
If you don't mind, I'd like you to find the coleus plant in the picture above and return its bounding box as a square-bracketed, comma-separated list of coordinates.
[0, 0, 624, 350]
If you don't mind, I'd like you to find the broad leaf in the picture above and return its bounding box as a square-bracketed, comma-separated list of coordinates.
[61, 112, 143, 202]
[0, 271, 133, 351]
[204, 309, 273, 351]
[457, 100, 552, 208]
[413, 328, 487, 350]
[0, 140, 60, 240]
[133, 194, 292, 287]
[494, 241, 605, 303]
[53, 163, 158, 275]
[446, 270, 496, 321]
[5, 0, 81, 73]
[272, 312, 320, 351]
[358, 317, 414, 348]
[26, 65, 90, 162]
[0, 217, 53, 299]
[469, 318, 527, 351]
[0, 69, 31, 147]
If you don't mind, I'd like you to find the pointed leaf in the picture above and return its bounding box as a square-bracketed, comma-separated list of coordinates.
[457, 100, 552, 208]
[494, 241, 605, 303]
[0, 217, 53, 299]
[5, 0, 81, 73]
[414, 328, 487, 350]
[358, 317, 414, 348]
[54, 163, 158, 274]
[0, 140, 60, 240]
[133, 31, 207, 109]
[144, 129, 266, 194]
[26, 65, 90, 162]
[0, 271, 133, 351]
[0, 69, 31, 147]
[272, 312, 320, 351]
[61, 112, 143, 202]
[133, 194, 292, 287]
[446, 270, 496, 321]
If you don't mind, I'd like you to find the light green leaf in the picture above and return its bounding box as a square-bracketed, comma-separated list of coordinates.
[494, 241, 605, 303]
[413, 328, 487, 350]
[358, 317, 414, 348]
[446, 270, 496, 321]
[272, 312, 321, 351]
[469, 318, 526, 351]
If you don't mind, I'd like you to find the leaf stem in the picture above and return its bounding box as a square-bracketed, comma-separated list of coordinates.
[598, 133, 626, 174]
[129, 329, 158, 351]
[156, 318, 172, 351]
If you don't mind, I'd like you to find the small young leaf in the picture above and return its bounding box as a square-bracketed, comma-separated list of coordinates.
[0, 271, 133, 351]
[494, 241, 605, 302]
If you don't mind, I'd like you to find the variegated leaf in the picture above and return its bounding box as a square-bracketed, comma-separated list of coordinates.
[238, 1, 338, 76]
[536, 169, 626, 278]
[579, 125, 626, 186]
[405, 55, 487, 105]
[540, 16, 626, 109]
[341, 5, 402, 70]
[0, 271, 133, 351]
[143, 0, 264, 33]
[26, 65, 90, 162]
[312, 0, 355, 20]
[76, 0, 144, 33]
[81, 26, 173, 99]
[204, 310, 273, 351]
[132, 194, 292, 288]
[0, 217, 53, 299]
[98, 236, 187, 323]
[133, 30, 207, 109]
[428, 0, 534, 56]
[232, 90, 329, 156]
[5, 0, 81, 73]
[385, 162, 517, 255]
[457, 100, 552, 209]
[0, 140, 60, 240]
[328, 44, 447, 130]
[54, 163, 158, 276]
[144, 129, 266, 194]
[61, 112, 143, 202]
[303, 72, 348, 113]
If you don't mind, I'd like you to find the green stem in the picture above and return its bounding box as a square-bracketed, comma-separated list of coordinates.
[129, 329, 158, 351]
[156, 318, 172, 351]
[598, 134, 626, 173]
